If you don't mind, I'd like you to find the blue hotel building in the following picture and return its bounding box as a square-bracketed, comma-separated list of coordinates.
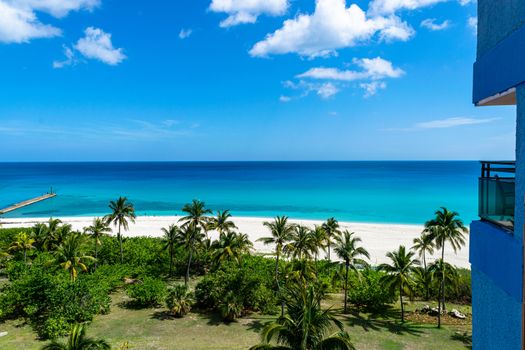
[471, 1, 525, 349]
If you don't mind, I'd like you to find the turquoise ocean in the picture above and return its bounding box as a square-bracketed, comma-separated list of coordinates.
[0, 162, 479, 225]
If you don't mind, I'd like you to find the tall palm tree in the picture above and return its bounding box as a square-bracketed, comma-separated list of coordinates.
[425, 207, 467, 327]
[310, 225, 327, 276]
[208, 210, 237, 236]
[379, 246, 419, 323]
[104, 197, 136, 263]
[322, 218, 340, 261]
[428, 258, 459, 327]
[411, 232, 435, 271]
[212, 230, 253, 265]
[258, 216, 296, 316]
[84, 218, 111, 271]
[179, 199, 212, 232]
[162, 224, 180, 276]
[41, 323, 110, 350]
[55, 232, 95, 281]
[334, 230, 370, 314]
[250, 284, 355, 350]
[9, 232, 35, 263]
[176, 224, 204, 287]
[288, 226, 316, 260]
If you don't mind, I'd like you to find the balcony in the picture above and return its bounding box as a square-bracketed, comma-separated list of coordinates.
[479, 161, 516, 231]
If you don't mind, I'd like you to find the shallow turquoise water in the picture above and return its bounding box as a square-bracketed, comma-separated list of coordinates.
[0, 161, 479, 225]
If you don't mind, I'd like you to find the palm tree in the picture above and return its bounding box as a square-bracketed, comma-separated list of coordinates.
[379, 246, 419, 323]
[176, 224, 204, 287]
[259, 216, 296, 316]
[162, 224, 180, 276]
[41, 323, 110, 350]
[250, 284, 355, 350]
[104, 197, 136, 263]
[179, 199, 212, 232]
[411, 232, 435, 271]
[55, 232, 95, 281]
[310, 225, 327, 277]
[288, 226, 316, 260]
[166, 284, 192, 317]
[84, 218, 111, 271]
[322, 218, 340, 261]
[428, 258, 459, 325]
[9, 232, 35, 263]
[208, 210, 237, 236]
[334, 230, 370, 314]
[212, 231, 253, 265]
[425, 207, 467, 327]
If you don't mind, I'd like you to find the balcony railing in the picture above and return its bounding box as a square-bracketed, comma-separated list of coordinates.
[479, 161, 515, 230]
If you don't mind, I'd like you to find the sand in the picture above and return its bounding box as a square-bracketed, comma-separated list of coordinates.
[0, 216, 470, 268]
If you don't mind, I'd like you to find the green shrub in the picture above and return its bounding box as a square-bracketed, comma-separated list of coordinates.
[195, 255, 278, 319]
[126, 277, 166, 307]
[166, 285, 192, 317]
[347, 269, 395, 311]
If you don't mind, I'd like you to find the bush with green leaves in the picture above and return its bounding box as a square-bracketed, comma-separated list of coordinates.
[347, 269, 395, 311]
[166, 284, 192, 317]
[126, 277, 167, 307]
[195, 255, 278, 319]
[0, 264, 111, 339]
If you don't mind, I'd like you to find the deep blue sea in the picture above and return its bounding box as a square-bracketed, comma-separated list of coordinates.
[0, 162, 479, 225]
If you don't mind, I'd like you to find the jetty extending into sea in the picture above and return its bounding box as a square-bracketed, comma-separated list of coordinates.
[0, 193, 56, 215]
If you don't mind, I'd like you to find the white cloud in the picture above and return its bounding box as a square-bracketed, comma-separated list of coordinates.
[0, 1, 61, 43]
[317, 83, 339, 99]
[368, 0, 446, 16]
[179, 28, 192, 39]
[279, 95, 292, 102]
[360, 81, 387, 97]
[249, 0, 414, 58]
[74, 27, 126, 65]
[52, 45, 76, 68]
[295, 57, 402, 97]
[458, 0, 474, 5]
[420, 18, 450, 31]
[209, 0, 288, 27]
[299, 57, 404, 81]
[468, 16, 477, 34]
[415, 117, 499, 129]
[13, 0, 100, 18]
[0, 0, 99, 44]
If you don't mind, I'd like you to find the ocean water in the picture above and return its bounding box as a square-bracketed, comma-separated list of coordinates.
[0, 162, 479, 225]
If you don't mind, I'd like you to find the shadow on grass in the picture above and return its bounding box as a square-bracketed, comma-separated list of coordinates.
[117, 300, 160, 310]
[341, 307, 425, 336]
[246, 319, 272, 333]
[451, 332, 472, 349]
[150, 310, 178, 321]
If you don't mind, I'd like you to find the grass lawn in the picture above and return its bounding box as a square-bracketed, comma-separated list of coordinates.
[0, 288, 472, 350]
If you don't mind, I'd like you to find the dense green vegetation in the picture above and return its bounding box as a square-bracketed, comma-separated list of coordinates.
[0, 200, 471, 349]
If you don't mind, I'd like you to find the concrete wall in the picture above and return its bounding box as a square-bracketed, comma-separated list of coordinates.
[478, 0, 525, 58]
[472, 268, 522, 350]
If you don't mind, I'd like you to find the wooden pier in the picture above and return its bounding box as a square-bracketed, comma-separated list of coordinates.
[0, 193, 57, 215]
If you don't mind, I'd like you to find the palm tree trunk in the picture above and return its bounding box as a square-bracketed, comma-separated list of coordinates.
[95, 241, 98, 271]
[344, 261, 349, 314]
[185, 237, 195, 287]
[441, 244, 446, 312]
[169, 245, 173, 276]
[400, 283, 404, 323]
[437, 278, 442, 328]
[275, 249, 284, 317]
[327, 237, 331, 261]
[119, 223, 123, 264]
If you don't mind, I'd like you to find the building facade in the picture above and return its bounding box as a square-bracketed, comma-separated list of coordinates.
[471, 1, 525, 349]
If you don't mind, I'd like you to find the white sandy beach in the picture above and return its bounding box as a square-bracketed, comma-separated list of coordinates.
[0, 216, 470, 268]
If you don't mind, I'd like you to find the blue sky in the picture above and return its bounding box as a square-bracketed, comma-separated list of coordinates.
[0, 0, 516, 161]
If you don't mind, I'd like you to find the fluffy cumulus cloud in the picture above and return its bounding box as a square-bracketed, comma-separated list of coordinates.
[74, 27, 126, 65]
[0, 0, 99, 44]
[368, 0, 446, 16]
[420, 18, 450, 30]
[468, 16, 477, 34]
[290, 57, 403, 98]
[209, 0, 288, 27]
[249, 0, 414, 58]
